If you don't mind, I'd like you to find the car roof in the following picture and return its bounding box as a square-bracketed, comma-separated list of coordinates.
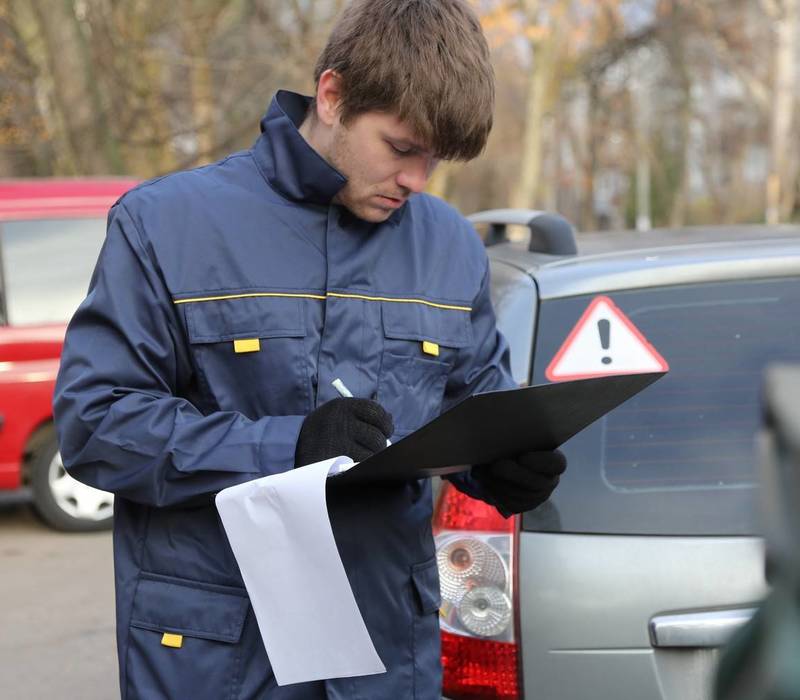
[0, 178, 138, 221]
[487, 224, 800, 300]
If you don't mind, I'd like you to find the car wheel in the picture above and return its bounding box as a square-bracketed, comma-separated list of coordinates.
[30, 429, 114, 532]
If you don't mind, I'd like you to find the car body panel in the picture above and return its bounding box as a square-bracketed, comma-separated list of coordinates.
[517, 534, 766, 700]
[0, 178, 138, 221]
[481, 224, 800, 700]
[0, 323, 65, 361]
[489, 259, 538, 386]
[0, 179, 133, 499]
[535, 239, 800, 300]
[489, 235, 800, 301]
[0, 358, 59, 488]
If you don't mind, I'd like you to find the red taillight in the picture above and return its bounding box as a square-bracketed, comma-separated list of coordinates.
[441, 632, 520, 700]
[434, 482, 521, 700]
[434, 482, 514, 533]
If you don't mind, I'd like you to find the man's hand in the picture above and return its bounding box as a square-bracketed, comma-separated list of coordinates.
[473, 450, 567, 516]
[294, 398, 394, 466]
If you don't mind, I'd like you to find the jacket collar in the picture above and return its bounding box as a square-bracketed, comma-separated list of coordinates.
[252, 90, 407, 225]
[253, 90, 347, 206]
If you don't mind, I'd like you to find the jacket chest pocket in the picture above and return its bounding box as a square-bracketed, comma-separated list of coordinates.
[377, 302, 472, 439]
[184, 296, 311, 419]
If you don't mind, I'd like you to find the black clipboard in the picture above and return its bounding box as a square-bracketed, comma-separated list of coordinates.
[334, 372, 666, 484]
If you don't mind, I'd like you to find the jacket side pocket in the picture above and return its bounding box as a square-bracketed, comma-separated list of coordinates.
[124, 572, 249, 700]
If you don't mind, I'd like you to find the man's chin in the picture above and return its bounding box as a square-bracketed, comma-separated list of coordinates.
[346, 203, 395, 223]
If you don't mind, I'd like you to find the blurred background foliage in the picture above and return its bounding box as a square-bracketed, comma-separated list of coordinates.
[0, 0, 798, 231]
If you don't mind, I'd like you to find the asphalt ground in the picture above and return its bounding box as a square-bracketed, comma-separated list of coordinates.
[0, 486, 450, 699]
[0, 497, 118, 699]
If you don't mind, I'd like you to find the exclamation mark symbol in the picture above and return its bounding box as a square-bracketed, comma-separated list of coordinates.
[598, 319, 612, 365]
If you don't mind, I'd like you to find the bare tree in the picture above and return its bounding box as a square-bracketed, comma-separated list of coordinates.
[763, 0, 798, 223]
[1, 0, 795, 230]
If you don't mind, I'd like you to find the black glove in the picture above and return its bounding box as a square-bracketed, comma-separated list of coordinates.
[294, 398, 394, 467]
[473, 449, 567, 516]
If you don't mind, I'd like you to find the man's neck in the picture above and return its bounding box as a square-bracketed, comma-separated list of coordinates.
[298, 113, 330, 162]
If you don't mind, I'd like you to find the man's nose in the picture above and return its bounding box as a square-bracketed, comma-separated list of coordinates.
[396, 156, 437, 194]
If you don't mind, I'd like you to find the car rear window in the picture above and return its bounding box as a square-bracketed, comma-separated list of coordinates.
[1, 218, 106, 325]
[524, 277, 800, 536]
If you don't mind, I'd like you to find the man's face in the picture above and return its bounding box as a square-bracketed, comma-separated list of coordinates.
[326, 111, 440, 223]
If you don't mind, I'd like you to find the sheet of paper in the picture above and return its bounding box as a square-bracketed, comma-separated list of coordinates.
[215, 456, 386, 686]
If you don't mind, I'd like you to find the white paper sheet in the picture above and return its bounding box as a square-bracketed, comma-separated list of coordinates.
[215, 456, 386, 686]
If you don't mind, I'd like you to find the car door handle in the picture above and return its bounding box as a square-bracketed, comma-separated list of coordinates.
[649, 607, 758, 648]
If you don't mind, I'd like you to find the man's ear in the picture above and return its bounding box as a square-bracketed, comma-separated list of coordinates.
[315, 69, 343, 127]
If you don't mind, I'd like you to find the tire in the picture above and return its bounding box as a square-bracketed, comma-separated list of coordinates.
[30, 428, 114, 532]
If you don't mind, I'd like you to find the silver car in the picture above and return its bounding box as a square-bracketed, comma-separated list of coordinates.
[435, 211, 800, 700]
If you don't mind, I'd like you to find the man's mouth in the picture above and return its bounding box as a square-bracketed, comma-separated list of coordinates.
[376, 194, 406, 208]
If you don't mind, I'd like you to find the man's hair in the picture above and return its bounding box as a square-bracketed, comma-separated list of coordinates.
[313, 0, 494, 161]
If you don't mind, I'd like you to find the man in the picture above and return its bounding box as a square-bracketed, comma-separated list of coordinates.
[54, 1, 565, 698]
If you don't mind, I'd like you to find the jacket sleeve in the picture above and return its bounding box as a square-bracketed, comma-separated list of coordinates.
[53, 202, 304, 508]
[441, 255, 517, 504]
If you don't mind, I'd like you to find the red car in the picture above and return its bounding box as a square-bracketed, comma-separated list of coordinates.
[0, 178, 137, 530]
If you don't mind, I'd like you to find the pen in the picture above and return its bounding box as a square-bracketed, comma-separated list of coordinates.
[332, 378, 391, 446]
[331, 378, 354, 398]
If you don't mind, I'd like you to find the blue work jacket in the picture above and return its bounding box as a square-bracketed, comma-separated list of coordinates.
[54, 90, 515, 700]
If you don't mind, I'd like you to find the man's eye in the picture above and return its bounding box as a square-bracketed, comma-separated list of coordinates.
[389, 142, 411, 155]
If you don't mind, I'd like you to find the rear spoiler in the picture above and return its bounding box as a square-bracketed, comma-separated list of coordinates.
[468, 209, 578, 256]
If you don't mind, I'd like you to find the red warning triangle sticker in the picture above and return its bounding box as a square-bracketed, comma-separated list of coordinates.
[545, 295, 669, 382]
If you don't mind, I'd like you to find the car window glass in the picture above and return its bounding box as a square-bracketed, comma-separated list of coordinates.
[525, 277, 800, 536]
[2, 218, 106, 325]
